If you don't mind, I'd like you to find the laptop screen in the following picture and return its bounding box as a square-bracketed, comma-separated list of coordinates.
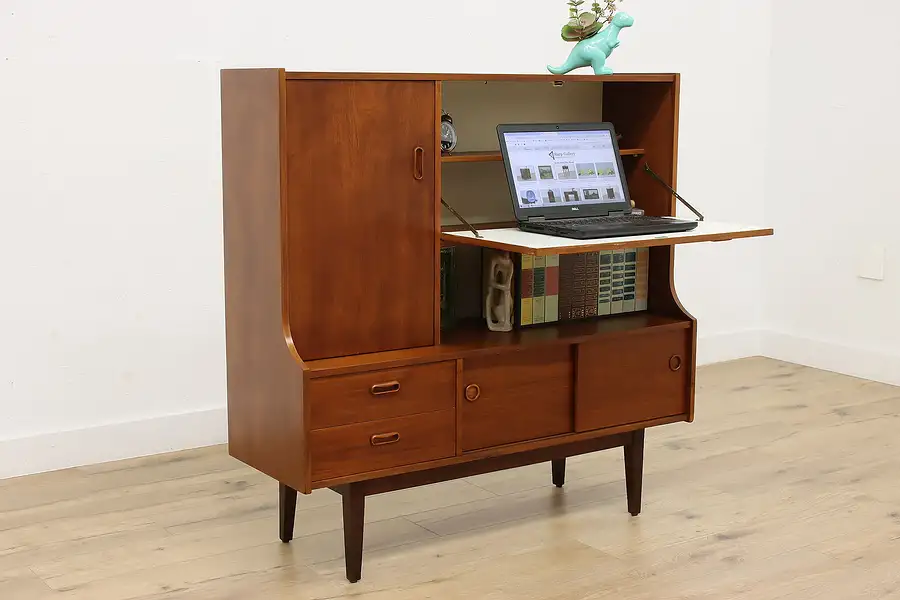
[501, 129, 626, 210]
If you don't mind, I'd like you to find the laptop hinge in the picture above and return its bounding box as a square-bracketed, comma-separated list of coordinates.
[607, 210, 627, 217]
[526, 216, 546, 222]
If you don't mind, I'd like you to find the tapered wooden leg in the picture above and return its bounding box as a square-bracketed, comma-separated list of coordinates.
[624, 429, 645, 516]
[279, 482, 298, 543]
[552, 458, 566, 488]
[341, 484, 365, 583]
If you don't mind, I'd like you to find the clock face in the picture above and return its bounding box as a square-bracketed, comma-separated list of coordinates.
[441, 121, 457, 152]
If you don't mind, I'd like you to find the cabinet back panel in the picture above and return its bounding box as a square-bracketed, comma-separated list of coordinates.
[441, 81, 604, 226]
[602, 81, 678, 217]
[285, 80, 437, 360]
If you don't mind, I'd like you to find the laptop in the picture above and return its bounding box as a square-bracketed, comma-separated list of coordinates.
[497, 123, 699, 239]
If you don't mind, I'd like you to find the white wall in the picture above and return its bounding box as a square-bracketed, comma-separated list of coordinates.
[0, 0, 773, 478]
[762, 1, 900, 385]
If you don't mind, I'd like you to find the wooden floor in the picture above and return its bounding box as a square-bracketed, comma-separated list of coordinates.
[2, 357, 900, 599]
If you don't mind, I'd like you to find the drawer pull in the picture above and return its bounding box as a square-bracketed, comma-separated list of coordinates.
[669, 355, 683, 372]
[370, 381, 401, 396]
[465, 384, 481, 402]
[370, 432, 401, 446]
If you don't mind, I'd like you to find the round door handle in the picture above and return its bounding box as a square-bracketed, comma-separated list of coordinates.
[465, 384, 481, 402]
[669, 355, 683, 372]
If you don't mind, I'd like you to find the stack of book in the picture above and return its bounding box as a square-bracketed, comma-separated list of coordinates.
[516, 248, 649, 327]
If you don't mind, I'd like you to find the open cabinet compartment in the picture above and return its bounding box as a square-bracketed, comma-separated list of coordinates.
[437, 75, 698, 341]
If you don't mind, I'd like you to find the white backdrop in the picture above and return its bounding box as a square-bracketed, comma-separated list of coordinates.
[0, 0, 773, 477]
[762, 0, 900, 386]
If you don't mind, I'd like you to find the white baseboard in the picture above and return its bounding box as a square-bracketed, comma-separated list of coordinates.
[0, 408, 227, 480]
[762, 330, 900, 387]
[0, 331, 763, 481]
[4, 330, 894, 480]
[697, 329, 762, 366]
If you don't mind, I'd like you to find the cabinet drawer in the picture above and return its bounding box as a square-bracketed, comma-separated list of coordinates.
[576, 329, 691, 432]
[309, 361, 455, 429]
[461, 347, 573, 451]
[310, 410, 455, 481]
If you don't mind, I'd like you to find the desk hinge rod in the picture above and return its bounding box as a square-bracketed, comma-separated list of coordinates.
[643, 163, 705, 222]
[441, 197, 482, 239]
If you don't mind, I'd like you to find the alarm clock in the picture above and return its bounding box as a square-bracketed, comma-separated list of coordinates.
[441, 111, 458, 153]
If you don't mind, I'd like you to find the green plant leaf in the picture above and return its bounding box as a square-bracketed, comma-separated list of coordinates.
[582, 22, 601, 36]
[578, 11, 597, 27]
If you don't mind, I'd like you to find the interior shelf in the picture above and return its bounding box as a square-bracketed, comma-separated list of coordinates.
[441, 148, 645, 163]
[442, 221, 774, 256]
[440, 313, 689, 352]
[303, 313, 691, 377]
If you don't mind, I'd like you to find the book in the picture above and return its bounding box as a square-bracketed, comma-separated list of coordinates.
[635, 247, 649, 311]
[533, 256, 546, 324]
[611, 250, 625, 314]
[520, 254, 534, 326]
[623, 250, 637, 312]
[558, 254, 575, 320]
[514, 248, 644, 327]
[598, 250, 612, 315]
[585, 252, 599, 317]
[571, 253, 588, 319]
[545, 254, 560, 322]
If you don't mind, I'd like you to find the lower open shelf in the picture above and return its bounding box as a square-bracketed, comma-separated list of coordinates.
[441, 313, 688, 351]
[303, 312, 692, 377]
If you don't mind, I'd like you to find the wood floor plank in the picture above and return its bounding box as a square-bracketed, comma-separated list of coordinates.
[0, 358, 898, 598]
[0, 567, 56, 599]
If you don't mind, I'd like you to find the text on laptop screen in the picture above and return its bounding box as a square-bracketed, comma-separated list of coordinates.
[502, 130, 625, 209]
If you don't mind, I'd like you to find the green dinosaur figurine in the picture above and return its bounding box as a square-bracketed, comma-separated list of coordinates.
[548, 12, 634, 76]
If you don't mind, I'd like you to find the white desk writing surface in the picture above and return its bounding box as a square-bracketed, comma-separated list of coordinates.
[441, 221, 774, 256]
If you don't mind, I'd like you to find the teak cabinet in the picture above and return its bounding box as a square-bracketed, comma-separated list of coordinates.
[221, 69, 771, 583]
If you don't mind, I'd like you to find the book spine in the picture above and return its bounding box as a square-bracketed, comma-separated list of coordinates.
[520, 253, 534, 326]
[611, 250, 625, 314]
[545, 254, 560, 323]
[533, 256, 546, 324]
[585, 252, 599, 317]
[598, 250, 612, 315]
[623, 250, 637, 312]
[635, 247, 649, 311]
[570, 253, 587, 319]
[558, 254, 575, 321]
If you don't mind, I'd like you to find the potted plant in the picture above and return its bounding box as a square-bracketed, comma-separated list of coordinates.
[548, 1, 634, 75]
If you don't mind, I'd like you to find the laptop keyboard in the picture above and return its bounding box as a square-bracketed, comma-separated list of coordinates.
[555, 215, 675, 227]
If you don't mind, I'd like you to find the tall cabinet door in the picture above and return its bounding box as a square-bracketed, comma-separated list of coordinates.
[285, 80, 436, 360]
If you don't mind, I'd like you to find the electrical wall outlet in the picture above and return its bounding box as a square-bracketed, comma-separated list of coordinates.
[858, 245, 885, 281]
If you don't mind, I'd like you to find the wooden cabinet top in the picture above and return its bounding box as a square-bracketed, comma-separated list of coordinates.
[259, 70, 679, 84]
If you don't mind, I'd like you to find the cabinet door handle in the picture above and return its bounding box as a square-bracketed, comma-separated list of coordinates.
[370, 432, 401, 446]
[465, 383, 481, 402]
[413, 146, 425, 180]
[669, 355, 683, 372]
[370, 381, 401, 396]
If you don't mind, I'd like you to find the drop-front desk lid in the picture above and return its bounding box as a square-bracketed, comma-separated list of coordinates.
[441, 220, 773, 256]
